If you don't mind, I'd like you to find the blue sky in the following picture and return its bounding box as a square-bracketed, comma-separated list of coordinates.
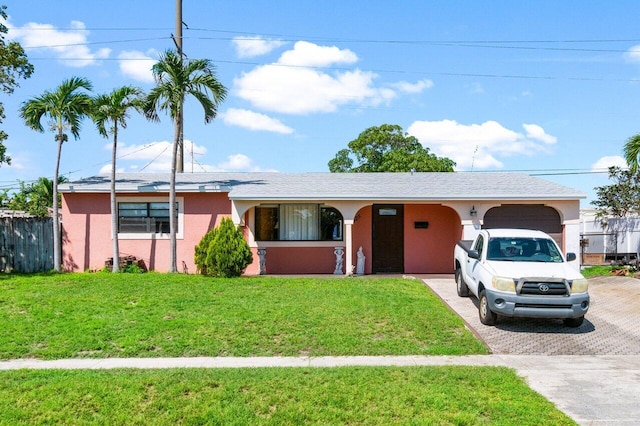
[2, 1, 640, 206]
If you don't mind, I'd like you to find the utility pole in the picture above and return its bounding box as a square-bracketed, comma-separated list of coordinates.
[175, 0, 184, 172]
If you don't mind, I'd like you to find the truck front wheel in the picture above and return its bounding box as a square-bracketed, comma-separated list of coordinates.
[563, 316, 584, 327]
[455, 267, 470, 297]
[478, 290, 498, 326]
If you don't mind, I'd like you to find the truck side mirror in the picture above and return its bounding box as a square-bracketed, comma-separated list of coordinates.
[469, 250, 480, 260]
[566, 252, 576, 262]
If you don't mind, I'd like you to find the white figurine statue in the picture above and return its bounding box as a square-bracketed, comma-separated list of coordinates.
[356, 246, 365, 275]
[334, 246, 344, 274]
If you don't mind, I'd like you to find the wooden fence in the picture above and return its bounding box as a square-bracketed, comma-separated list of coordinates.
[0, 217, 54, 273]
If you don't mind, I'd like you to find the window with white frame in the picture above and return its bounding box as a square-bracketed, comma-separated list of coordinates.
[255, 204, 343, 241]
[116, 197, 183, 239]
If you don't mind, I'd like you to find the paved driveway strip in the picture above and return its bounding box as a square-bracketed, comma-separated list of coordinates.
[423, 275, 640, 425]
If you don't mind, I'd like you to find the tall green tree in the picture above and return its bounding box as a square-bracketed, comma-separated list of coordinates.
[144, 49, 227, 272]
[623, 133, 640, 173]
[19, 77, 93, 272]
[328, 124, 455, 173]
[92, 86, 145, 272]
[0, 4, 34, 165]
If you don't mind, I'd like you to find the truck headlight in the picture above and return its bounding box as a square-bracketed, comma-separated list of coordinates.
[492, 276, 516, 292]
[571, 278, 589, 294]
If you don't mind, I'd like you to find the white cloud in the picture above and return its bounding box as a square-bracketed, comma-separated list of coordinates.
[407, 119, 557, 170]
[216, 154, 255, 171]
[624, 45, 640, 63]
[232, 36, 286, 58]
[278, 41, 358, 67]
[591, 155, 628, 171]
[466, 82, 485, 94]
[118, 50, 157, 83]
[391, 79, 434, 94]
[222, 108, 294, 134]
[201, 154, 277, 172]
[234, 41, 400, 114]
[523, 123, 557, 144]
[7, 20, 110, 67]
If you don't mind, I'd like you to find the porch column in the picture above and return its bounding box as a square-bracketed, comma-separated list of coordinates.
[344, 219, 354, 276]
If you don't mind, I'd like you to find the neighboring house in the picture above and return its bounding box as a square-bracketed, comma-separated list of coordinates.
[580, 209, 640, 265]
[59, 172, 585, 275]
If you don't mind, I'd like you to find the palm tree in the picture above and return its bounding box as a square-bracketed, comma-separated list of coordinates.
[144, 50, 227, 273]
[623, 133, 640, 173]
[20, 77, 93, 272]
[92, 86, 145, 272]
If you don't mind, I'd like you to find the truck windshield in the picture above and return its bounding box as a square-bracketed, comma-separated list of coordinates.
[486, 237, 563, 263]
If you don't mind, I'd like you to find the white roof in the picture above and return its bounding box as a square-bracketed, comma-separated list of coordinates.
[59, 172, 586, 201]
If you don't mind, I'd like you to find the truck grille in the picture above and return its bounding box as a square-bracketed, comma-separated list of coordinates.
[519, 281, 568, 296]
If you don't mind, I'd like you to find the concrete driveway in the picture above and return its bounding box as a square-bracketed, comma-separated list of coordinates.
[423, 275, 640, 425]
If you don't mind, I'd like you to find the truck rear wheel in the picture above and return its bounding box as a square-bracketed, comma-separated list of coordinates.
[478, 290, 497, 326]
[455, 267, 470, 297]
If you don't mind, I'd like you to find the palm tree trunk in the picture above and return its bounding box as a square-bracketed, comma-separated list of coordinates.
[111, 126, 120, 273]
[53, 135, 63, 272]
[168, 110, 181, 273]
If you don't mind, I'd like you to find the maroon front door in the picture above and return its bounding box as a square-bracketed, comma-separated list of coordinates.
[372, 204, 404, 273]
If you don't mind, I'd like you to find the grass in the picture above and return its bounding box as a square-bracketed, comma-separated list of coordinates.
[581, 265, 637, 278]
[581, 265, 614, 278]
[0, 366, 575, 425]
[0, 274, 577, 425]
[0, 273, 487, 359]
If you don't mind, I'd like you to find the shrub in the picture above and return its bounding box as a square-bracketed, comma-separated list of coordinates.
[194, 227, 217, 275]
[194, 218, 253, 277]
[122, 262, 145, 274]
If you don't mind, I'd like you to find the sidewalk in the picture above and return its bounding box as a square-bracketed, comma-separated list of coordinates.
[2, 354, 639, 425]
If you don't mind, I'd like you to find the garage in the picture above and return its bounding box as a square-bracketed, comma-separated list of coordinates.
[482, 204, 563, 245]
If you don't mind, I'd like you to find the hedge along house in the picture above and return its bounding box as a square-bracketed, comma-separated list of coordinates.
[59, 172, 585, 275]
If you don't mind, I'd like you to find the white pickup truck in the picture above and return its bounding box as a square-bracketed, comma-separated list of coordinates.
[453, 228, 589, 327]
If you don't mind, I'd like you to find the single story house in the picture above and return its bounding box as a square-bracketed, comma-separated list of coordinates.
[59, 172, 585, 275]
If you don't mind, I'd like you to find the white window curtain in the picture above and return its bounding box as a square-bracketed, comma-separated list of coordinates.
[280, 204, 319, 240]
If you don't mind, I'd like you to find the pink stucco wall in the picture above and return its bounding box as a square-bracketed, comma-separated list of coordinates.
[62, 192, 231, 273]
[259, 246, 337, 274]
[404, 204, 462, 274]
[62, 194, 462, 275]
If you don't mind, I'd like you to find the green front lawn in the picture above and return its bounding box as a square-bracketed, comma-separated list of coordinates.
[0, 274, 578, 425]
[0, 367, 575, 425]
[0, 273, 487, 359]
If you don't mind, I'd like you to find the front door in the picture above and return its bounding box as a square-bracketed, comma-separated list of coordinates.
[372, 204, 404, 273]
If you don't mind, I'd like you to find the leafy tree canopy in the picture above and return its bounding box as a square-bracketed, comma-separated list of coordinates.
[0, 5, 35, 166]
[2, 176, 68, 218]
[591, 166, 640, 220]
[328, 124, 455, 173]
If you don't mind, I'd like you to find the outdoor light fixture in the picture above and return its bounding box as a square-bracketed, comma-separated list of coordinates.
[470, 206, 477, 217]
